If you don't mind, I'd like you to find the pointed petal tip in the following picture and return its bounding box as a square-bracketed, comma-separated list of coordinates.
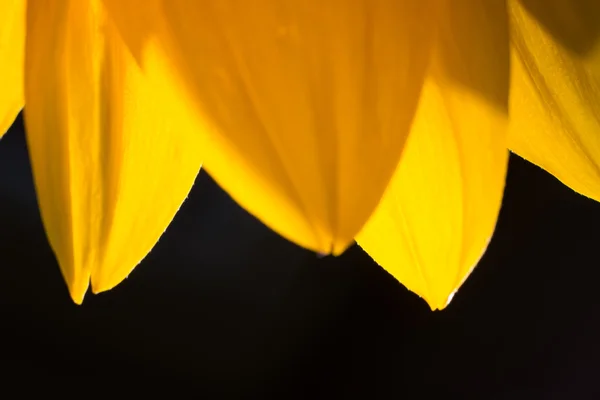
[90, 282, 103, 296]
[331, 239, 353, 257]
[67, 282, 88, 306]
[312, 237, 353, 257]
[422, 291, 454, 312]
[55, 255, 91, 305]
[90, 275, 118, 296]
[71, 296, 84, 306]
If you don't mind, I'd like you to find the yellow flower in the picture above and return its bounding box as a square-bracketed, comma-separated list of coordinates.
[2, 0, 600, 310]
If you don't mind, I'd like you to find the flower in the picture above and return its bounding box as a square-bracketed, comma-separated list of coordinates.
[2, 0, 600, 309]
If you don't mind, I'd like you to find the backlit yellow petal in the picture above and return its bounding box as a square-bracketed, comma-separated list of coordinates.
[141, 0, 434, 255]
[24, 0, 203, 303]
[0, 0, 25, 137]
[357, 0, 510, 310]
[508, 0, 600, 201]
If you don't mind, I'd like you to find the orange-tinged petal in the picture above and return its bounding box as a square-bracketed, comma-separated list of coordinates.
[357, 0, 510, 310]
[127, 0, 435, 255]
[24, 0, 203, 303]
[0, 0, 25, 137]
[508, 0, 600, 201]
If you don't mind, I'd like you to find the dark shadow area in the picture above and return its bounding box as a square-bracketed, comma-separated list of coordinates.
[518, 0, 600, 56]
[0, 116, 599, 397]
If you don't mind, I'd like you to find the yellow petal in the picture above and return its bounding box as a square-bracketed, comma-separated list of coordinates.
[508, 0, 600, 201]
[357, 0, 510, 310]
[24, 0, 203, 303]
[119, 0, 434, 255]
[0, 0, 25, 137]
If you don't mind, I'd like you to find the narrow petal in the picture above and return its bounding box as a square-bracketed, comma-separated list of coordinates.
[24, 0, 203, 303]
[508, 0, 600, 201]
[116, 0, 435, 255]
[0, 0, 25, 137]
[357, 0, 510, 310]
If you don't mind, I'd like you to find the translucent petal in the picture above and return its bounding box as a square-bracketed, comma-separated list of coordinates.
[357, 0, 510, 310]
[131, 0, 434, 255]
[0, 0, 25, 137]
[508, 0, 600, 201]
[24, 0, 203, 303]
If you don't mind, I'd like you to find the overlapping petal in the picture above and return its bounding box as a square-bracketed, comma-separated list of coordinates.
[358, 0, 510, 310]
[0, 0, 25, 137]
[24, 0, 203, 303]
[508, 0, 600, 201]
[109, 0, 436, 255]
[16, 0, 600, 308]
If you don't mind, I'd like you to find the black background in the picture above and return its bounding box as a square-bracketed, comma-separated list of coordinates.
[1, 114, 599, 397]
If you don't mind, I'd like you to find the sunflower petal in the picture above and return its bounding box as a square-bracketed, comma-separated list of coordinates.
[508, 0, 600, 201]
[128, 0, 434, 255]
[24, 0, 203, 303]
[0, 0, 25, 137]
[357, 0, 510, 310]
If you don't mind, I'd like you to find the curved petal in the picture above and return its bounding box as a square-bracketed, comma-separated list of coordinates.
[0, 0, 25, 137]
[24, 0, 203, 303]
[122, 0, 435, 255]
[357, 0, 510, 310]
[508, 0, 600, 201]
